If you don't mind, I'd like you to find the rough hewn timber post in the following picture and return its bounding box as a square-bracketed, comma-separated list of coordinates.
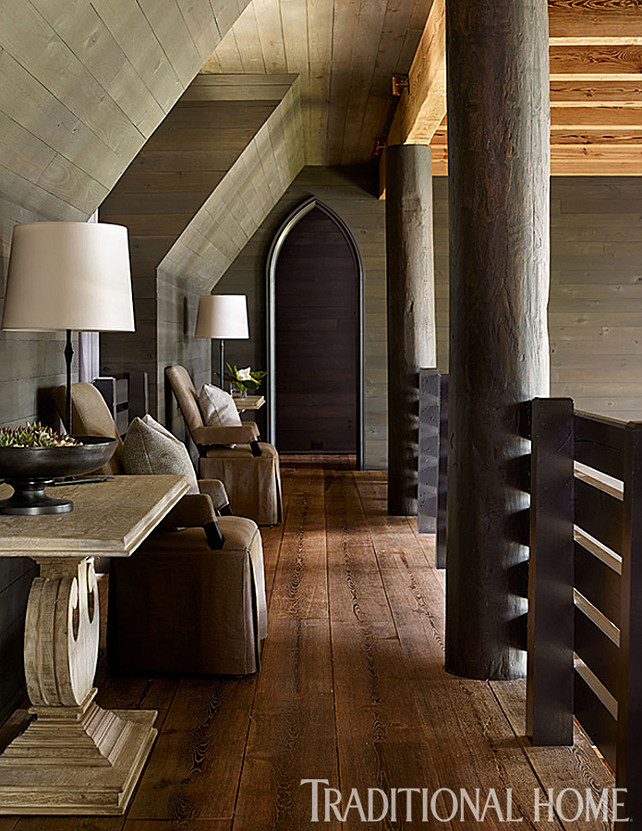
[445, 0, 551, 679]
[386, 143, 436, 516]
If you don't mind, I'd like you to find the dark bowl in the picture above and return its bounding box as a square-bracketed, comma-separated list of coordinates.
[0, 437, 117, 515]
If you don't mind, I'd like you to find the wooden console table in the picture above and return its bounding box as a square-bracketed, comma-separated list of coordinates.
[0, 474, 188, 815]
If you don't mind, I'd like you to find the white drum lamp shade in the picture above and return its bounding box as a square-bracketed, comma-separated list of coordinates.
[195, 294, 249, 340]
[195, 295, 249, 391]
[1, 221, 135, 431]
[1, 222, 135, 333]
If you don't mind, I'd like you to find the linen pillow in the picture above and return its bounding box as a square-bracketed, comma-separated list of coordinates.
[122, 414, 199, 494]
[198, 384, 242, 428]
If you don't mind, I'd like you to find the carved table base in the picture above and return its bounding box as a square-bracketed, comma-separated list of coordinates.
[0, 557, 157, 815]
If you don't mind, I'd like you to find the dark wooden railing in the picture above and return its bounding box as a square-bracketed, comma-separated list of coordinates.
[527, 398, 642, 826]
[417, 370, 449, 568]
[417, 369, 440, 533]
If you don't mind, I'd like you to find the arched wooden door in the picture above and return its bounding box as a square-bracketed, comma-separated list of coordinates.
[266, 198, 364, 467]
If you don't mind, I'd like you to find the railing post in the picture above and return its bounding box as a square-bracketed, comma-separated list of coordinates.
[418, 369, 440, 534]
[616, 421, 642, 827]
[527, 397, 575, 745]
[436, 374, 449, 568]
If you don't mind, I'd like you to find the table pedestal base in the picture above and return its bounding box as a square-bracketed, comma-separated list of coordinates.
[0, 690, 157, 815]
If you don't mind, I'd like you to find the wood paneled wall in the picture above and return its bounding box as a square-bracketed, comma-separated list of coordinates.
[101, 74, 302, 423]
[433, 177, 642, 420]
[161, 77, 304, 287]
[214, 165, 388, 468]
[0, 0, 249, 221]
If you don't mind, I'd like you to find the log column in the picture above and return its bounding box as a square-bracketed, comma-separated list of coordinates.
[385, 143, 436, 516]
[445, 0, 550, 679]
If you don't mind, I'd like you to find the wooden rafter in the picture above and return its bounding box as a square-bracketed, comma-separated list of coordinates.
[388, 0, 642, 175]
[386, 0, 446, 147]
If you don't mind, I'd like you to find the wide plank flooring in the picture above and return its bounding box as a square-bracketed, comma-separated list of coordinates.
[6, 462, 614, 830]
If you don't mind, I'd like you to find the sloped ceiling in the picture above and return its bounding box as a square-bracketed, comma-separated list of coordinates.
[99, 73, 302, 408]
[202, 0, 433, 166]
[389, 0, 642, 175]
[160, 75, 304, 290]
[0, 0, 249, 220]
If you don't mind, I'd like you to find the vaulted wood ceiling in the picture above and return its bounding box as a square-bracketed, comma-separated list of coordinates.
[160, 76, 304, 288]
[389, 0, 642, 175]
[201, 0, 432, 165]
[0, 0, 249, 222]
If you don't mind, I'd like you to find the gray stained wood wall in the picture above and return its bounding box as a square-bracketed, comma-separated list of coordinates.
[100, 74, 302, 431]
[217, 173, 642, 469]
[0, 0, 249, 221]
[433, 177, 642, 421]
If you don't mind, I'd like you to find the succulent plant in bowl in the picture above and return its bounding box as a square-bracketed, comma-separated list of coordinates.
[0, 423, 117, 516]
[0, 422, 81, 448]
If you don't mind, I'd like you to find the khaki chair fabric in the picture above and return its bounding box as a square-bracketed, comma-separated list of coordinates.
[52, 382, 268, 675]
[53, 382, 123, 475]
[166, 365, 282, 525]
[108, 516, 267, 675]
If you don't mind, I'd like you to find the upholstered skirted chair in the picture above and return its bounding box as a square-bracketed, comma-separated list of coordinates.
[52, 382, 267, 675]
[166, 364, 282, 526]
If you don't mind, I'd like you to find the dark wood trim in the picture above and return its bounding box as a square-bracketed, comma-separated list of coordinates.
[575, 477, 624, 555]
[527, 397, 575, 746]
[418, 369, 440, 533]
[616, 421, 642, 827]
[575, 670, 618, 771]
[574, 411, 626, 481]
[436, 374, 449, 569]
[574, 540, 622, 628]
[266, 196, 366, 469]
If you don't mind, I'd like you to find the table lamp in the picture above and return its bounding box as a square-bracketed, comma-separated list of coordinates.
[195, 294, 249, 390]
[1, 222, 135, 432]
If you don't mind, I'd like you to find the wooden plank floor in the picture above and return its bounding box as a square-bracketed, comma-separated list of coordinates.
[5, 462, 615, 830]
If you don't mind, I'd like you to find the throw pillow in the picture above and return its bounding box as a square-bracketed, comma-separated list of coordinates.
[122, 415, 199, 494]
[198, 383, 242, 428]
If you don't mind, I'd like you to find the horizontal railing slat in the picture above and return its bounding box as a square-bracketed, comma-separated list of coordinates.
[574, 671, 618, 771]
[575, 477, 624, 555]
[574, 604, 620, 701]
[574, 412, 625, 480]
[574, 541, 622, 627]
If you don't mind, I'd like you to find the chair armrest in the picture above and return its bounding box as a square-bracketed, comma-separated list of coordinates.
[192, 422, 260, 446]
[159, 494, 224, 549]
[160, 493, 216, 528]
[198, 479, 230, 514]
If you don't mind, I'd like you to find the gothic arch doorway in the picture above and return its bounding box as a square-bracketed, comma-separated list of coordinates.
[266, 197, 365, 468]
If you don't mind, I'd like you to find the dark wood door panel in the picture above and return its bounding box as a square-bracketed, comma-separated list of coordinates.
[276, 207, 358, 454]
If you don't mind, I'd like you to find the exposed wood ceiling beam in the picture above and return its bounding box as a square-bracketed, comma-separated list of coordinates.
[548, 0, 642, 40]
[391, 0, 642, 175]
[387, 0, 445, 147]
